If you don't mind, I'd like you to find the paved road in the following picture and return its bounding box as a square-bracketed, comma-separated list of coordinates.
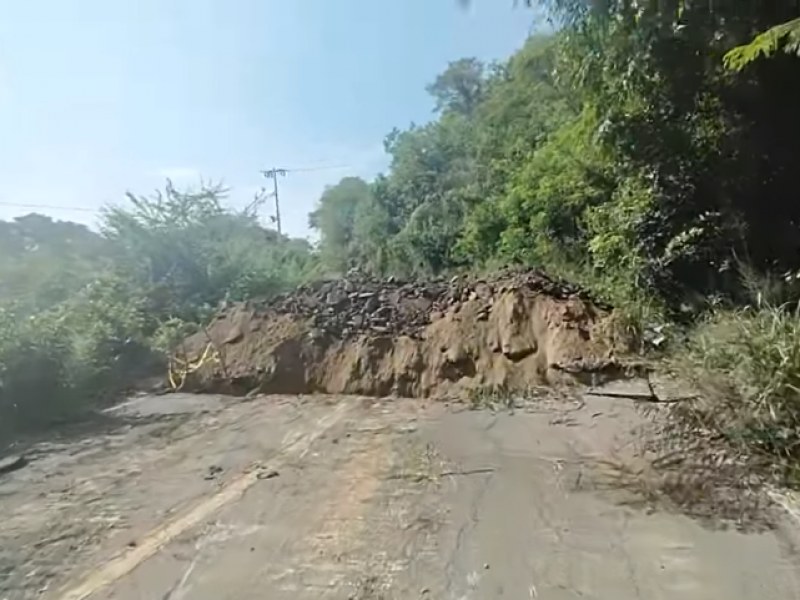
[2, 388, 799, 599]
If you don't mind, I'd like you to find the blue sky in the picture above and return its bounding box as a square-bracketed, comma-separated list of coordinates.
[0, 0, 535, 238]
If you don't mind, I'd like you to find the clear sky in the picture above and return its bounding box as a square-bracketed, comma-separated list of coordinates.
[0, 0, 535, 238]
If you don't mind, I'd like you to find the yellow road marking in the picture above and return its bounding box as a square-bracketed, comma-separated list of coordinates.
[55, 400, 353, 600]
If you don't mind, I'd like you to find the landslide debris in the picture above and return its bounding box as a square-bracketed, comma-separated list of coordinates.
[179, 268, 625, 398]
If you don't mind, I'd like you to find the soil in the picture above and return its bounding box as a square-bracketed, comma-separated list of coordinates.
[179, 268, 629, 398]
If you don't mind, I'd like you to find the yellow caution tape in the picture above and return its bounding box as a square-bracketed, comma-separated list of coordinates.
[167, 342, 219, 391]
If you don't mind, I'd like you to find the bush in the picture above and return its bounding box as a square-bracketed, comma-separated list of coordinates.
[0, 277, 158, 440]
[0, 182, 318, 445]
[0, 304, 75, 437]
[674, 301, 800, 473]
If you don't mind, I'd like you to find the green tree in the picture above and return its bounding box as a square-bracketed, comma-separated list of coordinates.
[0, 214, 109, 313]
[0, 181, 319, 440]
[426, 58, 487, 116]
[102, 181, 313, 321]
[309, 177, 375, 272]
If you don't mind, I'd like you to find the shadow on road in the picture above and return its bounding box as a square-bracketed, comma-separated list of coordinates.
[0, 391, 223, 464]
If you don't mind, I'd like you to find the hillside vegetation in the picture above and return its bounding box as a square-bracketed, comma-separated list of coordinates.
[3, 1, 800, 475]
[0, 185, 318, 439]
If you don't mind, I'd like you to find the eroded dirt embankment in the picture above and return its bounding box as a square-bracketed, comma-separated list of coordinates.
[180, 268, 626, 398]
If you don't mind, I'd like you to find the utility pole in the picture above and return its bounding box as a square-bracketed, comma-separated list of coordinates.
[260, 163, 348, 235]
[261, 168, 288, 235]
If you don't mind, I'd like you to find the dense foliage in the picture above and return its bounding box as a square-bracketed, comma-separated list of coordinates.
[311, 2, 800, 318]
[0, 184, 317, 439]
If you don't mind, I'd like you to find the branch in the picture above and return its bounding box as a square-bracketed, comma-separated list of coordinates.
[724, 18, 800, 72]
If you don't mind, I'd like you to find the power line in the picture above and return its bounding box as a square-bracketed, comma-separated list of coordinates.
[0, 200, 99, 213]
[287, 164, 350, 173]
[261, 164, 353, 235]
[0, 163, 356, 224]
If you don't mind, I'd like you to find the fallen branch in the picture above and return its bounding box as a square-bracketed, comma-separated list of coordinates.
[439, 467, 496, 477]
[385, 467, 496, 482]
[585, 390, 696, 403]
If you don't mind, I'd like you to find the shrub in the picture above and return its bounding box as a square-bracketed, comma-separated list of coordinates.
[674, 301, 800, 474]
[0, 183, 318, 444]
[0, 276, 159, 440]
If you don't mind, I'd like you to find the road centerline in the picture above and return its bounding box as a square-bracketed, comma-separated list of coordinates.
[54, 400, 355, 600]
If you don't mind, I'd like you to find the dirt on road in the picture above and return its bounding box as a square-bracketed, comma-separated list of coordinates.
[2, 386, 799, 600]
[178, 268, 629, 398]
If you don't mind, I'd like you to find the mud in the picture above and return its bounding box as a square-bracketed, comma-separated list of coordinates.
[181, 268, 627, 398]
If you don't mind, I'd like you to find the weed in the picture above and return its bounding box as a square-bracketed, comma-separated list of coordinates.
[668, 296, 800, 488]
[466, 384, 519, 411]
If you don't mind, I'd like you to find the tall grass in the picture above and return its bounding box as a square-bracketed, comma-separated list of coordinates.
[673, 269, 800, 480]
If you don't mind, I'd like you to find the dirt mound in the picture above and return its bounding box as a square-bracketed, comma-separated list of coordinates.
[179, 268, 625, 398]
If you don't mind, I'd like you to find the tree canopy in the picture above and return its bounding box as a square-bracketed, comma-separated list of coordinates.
[310, 1, 800, 312]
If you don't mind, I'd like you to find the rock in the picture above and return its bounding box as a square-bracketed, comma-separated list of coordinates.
[177, 266, 616, 398]
[223, 326, 244, 345]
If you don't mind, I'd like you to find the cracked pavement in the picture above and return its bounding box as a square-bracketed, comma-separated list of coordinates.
[1, 388, 800, 599]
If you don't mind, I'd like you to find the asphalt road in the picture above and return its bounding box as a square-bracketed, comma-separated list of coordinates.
[2, 388, 799, 600]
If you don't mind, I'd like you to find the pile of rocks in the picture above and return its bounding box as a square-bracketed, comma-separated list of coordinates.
[186, 267, 619, 397]
[245, 267, 608, 341]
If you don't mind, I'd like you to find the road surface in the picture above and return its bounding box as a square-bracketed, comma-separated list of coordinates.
[1, 387, 799, 599]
